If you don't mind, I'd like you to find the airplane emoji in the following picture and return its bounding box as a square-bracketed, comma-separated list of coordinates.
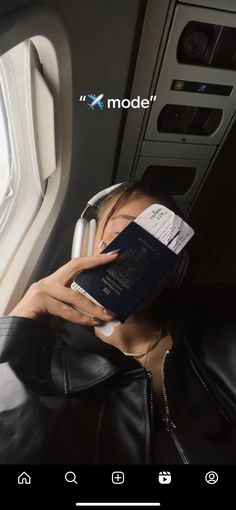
[87, 93, 104, 110]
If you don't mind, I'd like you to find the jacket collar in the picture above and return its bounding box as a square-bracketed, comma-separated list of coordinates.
[55, 322, 143, 395]
[56, 306, 187, 395]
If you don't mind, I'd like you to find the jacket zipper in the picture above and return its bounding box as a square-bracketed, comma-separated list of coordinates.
[146, 370, 155, 464]
[189, 355, 231, 424]
[162, 350, 191, 464]
[146, 370, 154, 427]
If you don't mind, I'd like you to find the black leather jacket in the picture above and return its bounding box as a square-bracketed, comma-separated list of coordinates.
[0, 291, 236, 464]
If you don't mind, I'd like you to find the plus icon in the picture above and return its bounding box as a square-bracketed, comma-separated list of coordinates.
[112, 471, 125, 484]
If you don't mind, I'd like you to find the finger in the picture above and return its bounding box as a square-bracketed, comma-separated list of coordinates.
[48, 251, 120, 286]
[42, 283, 116, 321]
[43, 295, 104, 326]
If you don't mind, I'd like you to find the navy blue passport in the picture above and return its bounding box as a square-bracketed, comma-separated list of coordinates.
[73, 221, 177, 323]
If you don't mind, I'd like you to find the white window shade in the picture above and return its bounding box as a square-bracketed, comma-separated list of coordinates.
[0, 39, 56, 279]
[32, 67, 56, 181]
[0, 84, 12, 211]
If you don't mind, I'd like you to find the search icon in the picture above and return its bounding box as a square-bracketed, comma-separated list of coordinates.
[65, 471, 77, 484]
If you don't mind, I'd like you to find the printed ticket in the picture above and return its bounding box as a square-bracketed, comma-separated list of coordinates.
[135, 204, 194, 254]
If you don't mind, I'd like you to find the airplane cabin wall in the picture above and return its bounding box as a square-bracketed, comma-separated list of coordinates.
[0, 0, 145, 288]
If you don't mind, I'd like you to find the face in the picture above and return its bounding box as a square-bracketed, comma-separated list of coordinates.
[93, 192, 156, 255]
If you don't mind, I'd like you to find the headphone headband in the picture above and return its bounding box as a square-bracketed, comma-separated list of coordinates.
[81, 182, 125, 216]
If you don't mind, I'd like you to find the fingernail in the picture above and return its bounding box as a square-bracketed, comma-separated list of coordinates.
[105, 249, 120, 256]
[99, 240, 106, 253]
[103, 308, 117, 317]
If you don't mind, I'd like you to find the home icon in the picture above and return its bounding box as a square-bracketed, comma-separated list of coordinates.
[18, 472, 31, 485]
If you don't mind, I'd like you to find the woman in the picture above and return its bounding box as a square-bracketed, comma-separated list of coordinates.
[0, 180, 236, 464]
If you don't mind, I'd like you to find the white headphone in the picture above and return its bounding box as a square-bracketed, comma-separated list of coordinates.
[71, 182, 125, 259]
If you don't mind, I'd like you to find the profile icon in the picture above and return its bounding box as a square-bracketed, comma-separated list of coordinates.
[205, 471, 219, 485]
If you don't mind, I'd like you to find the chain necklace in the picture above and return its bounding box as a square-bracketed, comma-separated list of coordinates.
[121, 327, 164, 359]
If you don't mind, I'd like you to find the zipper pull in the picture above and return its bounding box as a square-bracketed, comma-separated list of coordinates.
[146, 370, 153, 381]
[163, 414, 176, 432]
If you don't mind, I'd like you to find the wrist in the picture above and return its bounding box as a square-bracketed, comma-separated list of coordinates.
[8, 306, 40, 320]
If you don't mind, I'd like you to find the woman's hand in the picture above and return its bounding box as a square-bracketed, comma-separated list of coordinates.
[8, 251, 119, 327]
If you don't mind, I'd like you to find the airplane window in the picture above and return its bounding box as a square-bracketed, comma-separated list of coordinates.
[0, 39, 55, 279]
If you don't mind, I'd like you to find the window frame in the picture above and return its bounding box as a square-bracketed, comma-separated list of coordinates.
[0, 6, 72, 315]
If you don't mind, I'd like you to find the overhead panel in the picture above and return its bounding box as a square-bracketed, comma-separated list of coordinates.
[131, 3, 236, 216]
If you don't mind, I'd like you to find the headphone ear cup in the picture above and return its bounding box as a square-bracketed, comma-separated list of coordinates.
[71, 217, 90, 258]
[71, 218, 98, 258]
[87, 218, 97, 256]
